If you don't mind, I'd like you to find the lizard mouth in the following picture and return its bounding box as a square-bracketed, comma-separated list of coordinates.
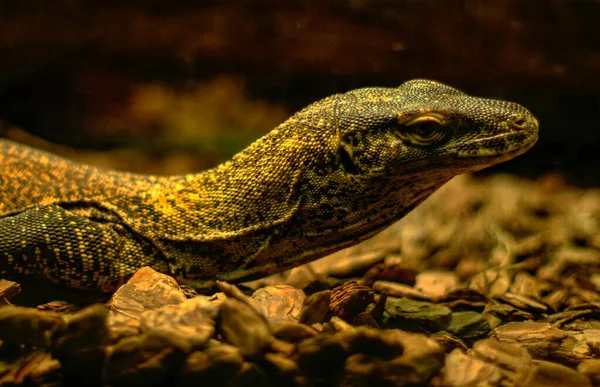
[455, 112, 539, 161]
[393, 124, 538, 177]
[448, 123, 538, 174]
[460, 131, 538, 159]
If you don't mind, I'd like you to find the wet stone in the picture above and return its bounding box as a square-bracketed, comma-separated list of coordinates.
[501, 292, 548, 312]
[251, 285, 305, 325]
[0, 305, 65, 347]
[447, 311, 491, 340]
[383, 297, 452, 332]
[542, 288, 570, 312]
[108, 311, 142, 341]
[431, 332, 468, 353]
[139, 296, 218, 349]
[105, 332, 190, 387]
[558, 329, 600, 364]
[491, 322, 568, 359]
[509, 271, 551, 301]
[369, 291, 387, 319]
[263, 352, 299, 385]
[37, 300, 82, 314]
[269, 337, 296, 356]
[353, 311, 379, 327]
[442, 339, 533, 386]
[578, 359, 600, 386]
[538, 246, 600, 283]
[511, 233, 546, 259]
[295, 332, 348, 385]
[341, 328, 444, 386]
[298, 289, 331, 325]
[177, 344, 244, 387]
[235, 361, 271, 387]
[543, 309, 595, 326]
[0, 279, 20, 302]
[372, 280, 429, 300]
[342, 326, 405, 359]
[414, 270, 460, 300]
[52, 304, 110, 386]
[563, 318, 600, 332]
[472, 339, 532, 372]
[442, 348, 505, 386]
[329, 315, 355, 332]
[216, 281, 257, 306]
[520, 359, 593, 387]
[264, 352, 298, 374]
[592, 274, 600, 292]
[272, 322, 318, 343]
[329, 281, 374, 323]
[467, 267, 514, 299]
[569, 289, 600, 307]
[483, 302, 535, 329]
[364, 263, 417, 287]
[440, 287, 488, 304]
[0, 351, 61, 386]
[110, 266, 187, 320]
[218, 298, 273, 357]
[297, 326, 445, 386]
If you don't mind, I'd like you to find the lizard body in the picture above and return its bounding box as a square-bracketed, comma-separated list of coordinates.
[0, 80, 538, 292]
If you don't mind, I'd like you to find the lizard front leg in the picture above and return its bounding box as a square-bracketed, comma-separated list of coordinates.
[0, 204, 168, 292]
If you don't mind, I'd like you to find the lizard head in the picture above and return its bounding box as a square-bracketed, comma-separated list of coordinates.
[329, 79, 539, 178]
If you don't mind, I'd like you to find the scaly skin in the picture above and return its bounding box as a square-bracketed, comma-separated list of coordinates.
[0, 79, 538, 292]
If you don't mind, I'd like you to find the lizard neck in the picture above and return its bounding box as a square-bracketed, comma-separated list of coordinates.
[154, 126, 451, 285]
[131, 121, 313, 239]
[265, 172, 449, 265]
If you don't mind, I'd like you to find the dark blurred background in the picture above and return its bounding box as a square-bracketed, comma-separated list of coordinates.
[0, 0, 598, 184]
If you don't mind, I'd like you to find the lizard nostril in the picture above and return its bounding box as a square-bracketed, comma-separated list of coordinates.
[510, 115, 529, 130]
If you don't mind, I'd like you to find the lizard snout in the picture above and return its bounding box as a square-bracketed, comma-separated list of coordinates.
[508, 112, 538, 132]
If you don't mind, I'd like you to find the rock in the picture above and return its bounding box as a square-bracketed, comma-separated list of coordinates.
[105, 332, 189, 387]
[295, 332, 348, 385]
[491, 322, 568, 359]
[329, 281, 374, 323]
[140, 296, 218, 349]
[251, 285, 305, 325]
[482, 303, 535, 329]
[0, 305, 65, 347]
[443, 348, 504, 386]
[372, 281, 429, 300]
[383, 297, 452, 332]
[52, 304, 110, 386]
[218, 298, 273, 357]
[442, 339, 533, 386]
[342, 328, 444, 386]
[177, 344, 244, 387]
[272, 322, 318, 343]
[473, 339, 532, 373]
[299, 289, 331, 325]
[414, 270, 460, 300]
[0, 351, 60, 386]
[263, 352, 300, 386]
[518, 360, 592, 387]
[578, 359, 600, 386]
[0, 279, 20, 302]
[447, 311, 491, 340]
[110, 266, 187, 320]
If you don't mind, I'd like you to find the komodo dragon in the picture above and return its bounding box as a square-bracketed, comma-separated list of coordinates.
[0, 79, 539, 292]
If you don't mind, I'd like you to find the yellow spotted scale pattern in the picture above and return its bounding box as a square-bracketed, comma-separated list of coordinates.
[0, 80, 539, 292]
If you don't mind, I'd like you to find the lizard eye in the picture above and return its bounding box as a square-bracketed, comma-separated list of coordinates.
[405, 119, 445, 145]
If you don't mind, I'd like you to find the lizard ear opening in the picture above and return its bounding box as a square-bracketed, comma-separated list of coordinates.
[338, 146, 359, 175]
